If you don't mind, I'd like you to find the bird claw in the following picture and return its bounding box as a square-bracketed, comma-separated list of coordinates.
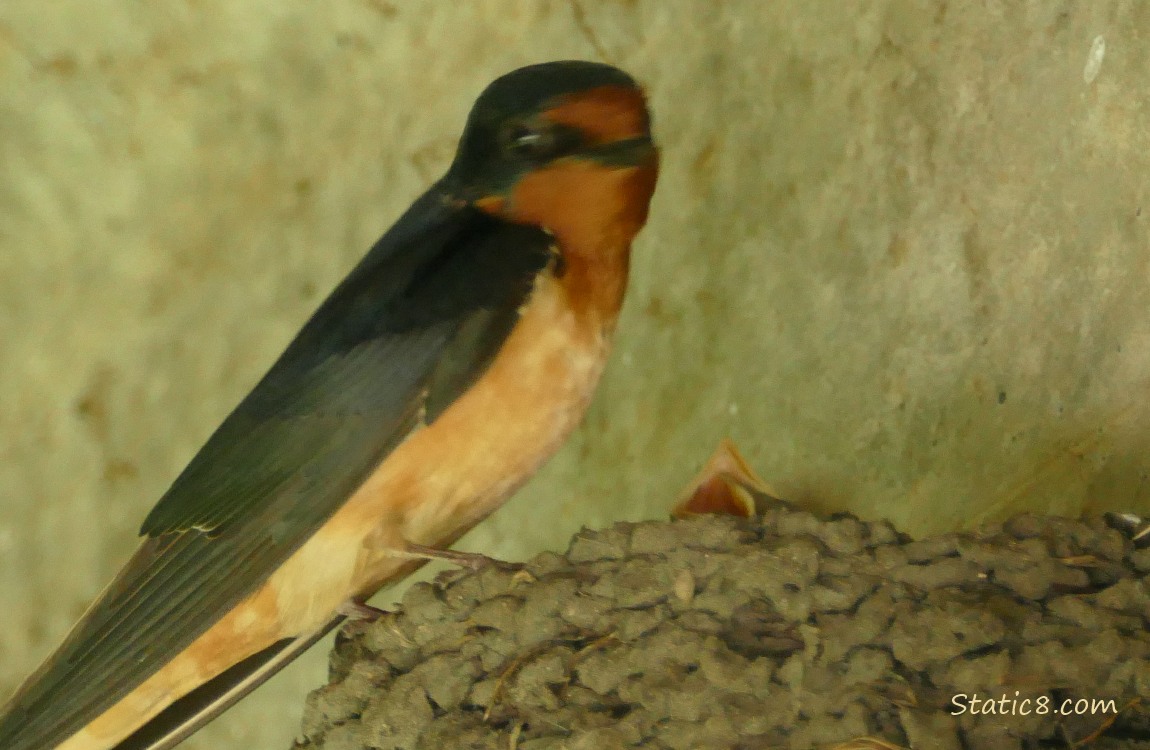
[337, 599, 389, 622]
[401, 542, 522, 572]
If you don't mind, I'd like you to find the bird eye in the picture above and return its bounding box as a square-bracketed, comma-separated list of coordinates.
[500, 121, 562, 161]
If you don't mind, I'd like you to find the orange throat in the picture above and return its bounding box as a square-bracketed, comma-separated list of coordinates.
[502, 158, 658, 324]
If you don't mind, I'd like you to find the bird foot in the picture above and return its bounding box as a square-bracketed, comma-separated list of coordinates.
[401, 542, 522, 572]
[337, 599, 389, 622]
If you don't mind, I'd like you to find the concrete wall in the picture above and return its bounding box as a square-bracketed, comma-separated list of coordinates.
[1, 1, 1147, 748]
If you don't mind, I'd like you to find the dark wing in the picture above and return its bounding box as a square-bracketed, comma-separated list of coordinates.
[113, 619, 343, 750]
[0, 185, 552, 750]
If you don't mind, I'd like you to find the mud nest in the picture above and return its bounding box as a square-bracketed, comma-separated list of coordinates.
[294, 507, 1150, 750]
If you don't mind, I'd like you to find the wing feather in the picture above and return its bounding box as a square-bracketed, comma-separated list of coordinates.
[0, 185, 551, 750]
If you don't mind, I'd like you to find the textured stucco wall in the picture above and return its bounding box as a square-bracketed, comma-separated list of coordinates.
[1, 2, 1148, 748]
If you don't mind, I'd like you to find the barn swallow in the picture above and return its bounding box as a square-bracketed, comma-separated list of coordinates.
[0, 60, 658, 750]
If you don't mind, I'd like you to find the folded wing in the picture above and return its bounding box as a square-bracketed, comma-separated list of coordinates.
[0, 186, 552, 750]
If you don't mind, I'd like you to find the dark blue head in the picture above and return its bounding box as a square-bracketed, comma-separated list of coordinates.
[442, 61, 656, 205]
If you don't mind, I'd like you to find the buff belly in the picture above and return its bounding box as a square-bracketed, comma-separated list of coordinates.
[59, 267, 613, 750]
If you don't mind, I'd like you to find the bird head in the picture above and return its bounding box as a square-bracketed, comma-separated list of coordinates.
[443, 61, 658, 243]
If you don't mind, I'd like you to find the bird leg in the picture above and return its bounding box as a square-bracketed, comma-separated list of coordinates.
[337, 598, 389, 622]
[396, 542, 522, 572]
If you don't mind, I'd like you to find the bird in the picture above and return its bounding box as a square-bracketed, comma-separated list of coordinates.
[671, 439, 779, 520]
[0, 59, 659, 750]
